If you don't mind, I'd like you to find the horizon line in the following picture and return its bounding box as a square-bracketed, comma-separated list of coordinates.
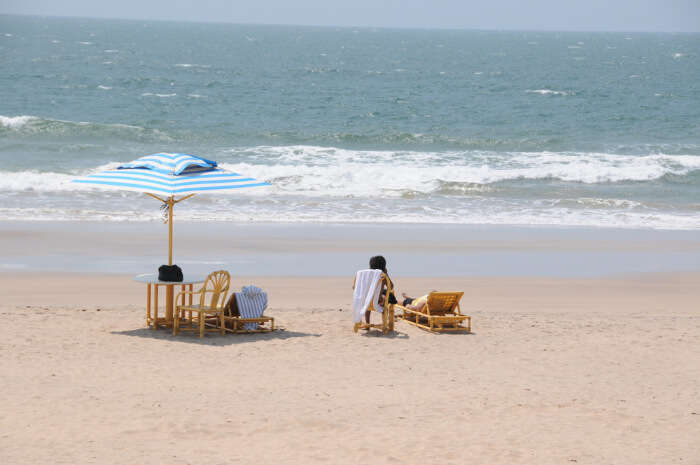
[1, 12, 699, 34]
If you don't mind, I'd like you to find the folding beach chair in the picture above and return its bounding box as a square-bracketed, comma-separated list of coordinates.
[221, 287, 275, 333]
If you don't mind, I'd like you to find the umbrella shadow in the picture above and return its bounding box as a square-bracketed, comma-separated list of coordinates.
[112, 327, 320, 345]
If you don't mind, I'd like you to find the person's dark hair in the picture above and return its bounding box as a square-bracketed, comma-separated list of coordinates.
[369, 255, 387, 273]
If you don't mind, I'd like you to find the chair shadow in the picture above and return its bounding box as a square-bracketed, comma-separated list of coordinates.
[358, 329, 410, 339]
[112, 327, 320, 346]
[398, 323, 476, 336]
[433, 331, 476, 336]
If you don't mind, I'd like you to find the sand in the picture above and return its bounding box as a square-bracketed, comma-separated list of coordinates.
[1, 272, 699, 464]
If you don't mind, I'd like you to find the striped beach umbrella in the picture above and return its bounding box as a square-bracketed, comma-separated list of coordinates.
[73, 153, 269, 265]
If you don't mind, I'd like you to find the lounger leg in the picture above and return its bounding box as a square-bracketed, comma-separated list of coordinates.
[220, 313, 225, 335]
[173, 310, 179, 335]
[200, 313, 205, 338]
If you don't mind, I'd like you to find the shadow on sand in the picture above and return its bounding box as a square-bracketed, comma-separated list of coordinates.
[111, 327, 320, 346]
[358, 329, 410, 339]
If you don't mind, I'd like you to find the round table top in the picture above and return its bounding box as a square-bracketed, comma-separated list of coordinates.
[133, 273, 206, 285]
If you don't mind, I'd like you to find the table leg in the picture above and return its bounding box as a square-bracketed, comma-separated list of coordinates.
[153, 284, 159, 330]
[146, 283, 151, 326]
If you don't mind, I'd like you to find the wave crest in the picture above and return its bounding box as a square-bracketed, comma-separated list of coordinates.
[0, 114, 174, 142]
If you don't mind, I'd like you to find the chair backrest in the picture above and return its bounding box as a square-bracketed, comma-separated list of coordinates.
[353, 270, 391, 312]
[199, 270, 230, 310]
[425, 292, 463, 316]
[367, 273, 392, 312]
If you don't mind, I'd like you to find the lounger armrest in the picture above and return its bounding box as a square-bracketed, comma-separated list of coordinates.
[397, 305, 424, 315]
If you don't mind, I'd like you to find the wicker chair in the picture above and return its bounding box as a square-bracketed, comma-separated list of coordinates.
[352, 271, 395, 334]
[173, 270, 230, 338]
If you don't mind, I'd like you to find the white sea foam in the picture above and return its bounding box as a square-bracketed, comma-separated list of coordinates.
[673, 53, 684, 59]
[0, 146, 700, 198]
[0, 171, 75, 192]
[1, 203, 697, 230]
[0, 163, 122, 193]
[103, 49, 118, 53]
[526, 89, 571, 96]
[174, 63, 210, 68]
[51, 39, 61, 43]
[97, 85, 112, 90]
[0, 115, 36, 129]
[217, 146, 700, 196]
[141, 93, 177, 98]
[1, 145, 698, 195]
[78, 41, 93, 45]
[1, 149, 698, 229]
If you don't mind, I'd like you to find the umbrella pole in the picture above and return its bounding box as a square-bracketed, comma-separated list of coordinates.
[168, 196, 174, 266]
[166, 195, 175, 325]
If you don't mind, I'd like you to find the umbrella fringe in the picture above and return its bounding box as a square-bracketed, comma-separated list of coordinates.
[159, 201, 169, 223]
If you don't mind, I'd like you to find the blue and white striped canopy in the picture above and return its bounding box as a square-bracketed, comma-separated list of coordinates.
[73, 153, 269, 196]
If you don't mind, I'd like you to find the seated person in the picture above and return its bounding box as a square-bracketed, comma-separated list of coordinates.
[364, 255, 397, 324]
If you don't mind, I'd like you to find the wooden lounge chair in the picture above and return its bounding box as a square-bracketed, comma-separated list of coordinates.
[173, 270, 230, 338]
[221, 292, 275, 333]
[353, 271, 395, 334]
[397, 292, 471, 333]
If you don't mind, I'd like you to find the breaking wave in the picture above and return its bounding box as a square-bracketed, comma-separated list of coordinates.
[1, 146, 698, 197]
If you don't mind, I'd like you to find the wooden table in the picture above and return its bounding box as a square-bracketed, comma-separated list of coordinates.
[133, 273, 205, 329]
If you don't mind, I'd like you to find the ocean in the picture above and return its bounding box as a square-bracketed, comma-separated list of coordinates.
[1, 15, 699, 229]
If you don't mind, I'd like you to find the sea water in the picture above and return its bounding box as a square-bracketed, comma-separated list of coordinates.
[1, 15, 699, 229]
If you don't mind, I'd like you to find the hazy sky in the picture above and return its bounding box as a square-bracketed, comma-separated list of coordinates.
[2, 0, 699, 32]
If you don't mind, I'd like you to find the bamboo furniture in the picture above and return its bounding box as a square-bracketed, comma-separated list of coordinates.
[173, 270, 230, 338]
[221, 294, 275, 333]
[133, 274, 205, 329]
[397, 291, 471, 333]
[353, 272, 395, 335]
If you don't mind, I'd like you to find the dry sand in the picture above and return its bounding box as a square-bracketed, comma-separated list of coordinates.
[1, 272, 699, 464]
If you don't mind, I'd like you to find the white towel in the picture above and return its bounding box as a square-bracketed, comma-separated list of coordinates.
[352, 269, 383, 323]
[235, 285, 268, 330]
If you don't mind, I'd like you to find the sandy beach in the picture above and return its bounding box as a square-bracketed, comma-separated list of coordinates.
[3, 10, 700, 464]
[1, 266, 699, 464]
